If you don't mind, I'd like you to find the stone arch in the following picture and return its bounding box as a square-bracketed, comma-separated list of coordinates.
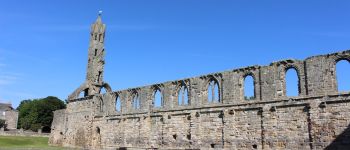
[68, 82, 90, 100]
[334, 58, 350, 92]
[284, 66, 301, 97]
[243, 72, 256, 100]
[131, 90, 141, 110]
[98, 97, 104, 112]
[99, 83, 112, 94]
[78, 88, 89, 98]
[115, 92, 121, 112]
[152, 85, 163, 108]
[177, 80, 190, 106]
[207, 76, 220, 103]
[329, 52, 350, 93]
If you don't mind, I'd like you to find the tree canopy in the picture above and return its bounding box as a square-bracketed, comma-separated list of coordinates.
[17, 96, 66, 132]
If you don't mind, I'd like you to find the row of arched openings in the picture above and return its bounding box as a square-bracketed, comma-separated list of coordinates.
[112, 60, 349, 111]
[243, 68, 300, 100]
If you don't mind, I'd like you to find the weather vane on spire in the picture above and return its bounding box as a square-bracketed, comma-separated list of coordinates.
[98, 10, 103, 16]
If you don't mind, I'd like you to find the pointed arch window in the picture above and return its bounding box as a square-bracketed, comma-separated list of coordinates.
[208, 79, 220, 103]
[178, 83, 189, 106]
[116, 95, 121, 112]
[154, 89, 163, 108]
[132, 93, 141, 109]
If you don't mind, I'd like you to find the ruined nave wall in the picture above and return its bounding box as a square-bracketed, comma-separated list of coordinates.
[50, 50, 350, 149]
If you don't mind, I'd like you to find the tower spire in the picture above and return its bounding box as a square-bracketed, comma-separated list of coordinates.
[68, 13, 110, 100]
[96, 11, 103, 23]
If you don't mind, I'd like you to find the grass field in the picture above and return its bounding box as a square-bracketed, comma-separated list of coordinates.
[0, 136, 67, 150]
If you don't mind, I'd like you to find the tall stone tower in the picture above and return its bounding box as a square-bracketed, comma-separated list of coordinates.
[86, 14, 106, 93]
[68, 13, 111, 100]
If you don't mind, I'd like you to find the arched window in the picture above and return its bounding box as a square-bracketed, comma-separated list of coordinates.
[78, 88, 89, 98]
[132, 93, 140, 109]
[244, 75, 255, 100]
[336, 60, 350, 92]
[208, 79, 220, 103]
[78, 91, 84, 98]
[154, 89, 162, 108]
[100, 87, 107, 94]
[285, 68, 299, 96]
[116, 95, 121, 112]
[178, 84, 189, 106]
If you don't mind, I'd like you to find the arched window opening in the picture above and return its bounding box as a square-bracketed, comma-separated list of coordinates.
[244, 75, 255, 100]
[132, 93, 140, 109]
[154, 89, 162, 108]
[286, 68, 299, 97]
[78, 89, 89, 98]
[116, 96, 121, 112]
[100, 87, 107, 94]
[78, 91, 84, 98]
[208, 79, 220, 103]
[99, 99, 104, 112]
[178, 85, 189, 106]
[336, 60, 350, 92]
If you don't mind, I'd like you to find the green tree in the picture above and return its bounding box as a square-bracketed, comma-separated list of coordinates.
[17, 96, 66, 131]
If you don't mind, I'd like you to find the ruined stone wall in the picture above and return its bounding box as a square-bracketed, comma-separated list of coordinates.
[50, 50, 350, 149]
[4, 110, 18, 130]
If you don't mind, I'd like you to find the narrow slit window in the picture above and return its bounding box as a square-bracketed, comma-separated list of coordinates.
[116, 96, 121, 112]
[99, 99, 103, 112]
[133, 93, 140, 109]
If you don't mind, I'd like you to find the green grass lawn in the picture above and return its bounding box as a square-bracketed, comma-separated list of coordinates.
[0, 136, 67, 150]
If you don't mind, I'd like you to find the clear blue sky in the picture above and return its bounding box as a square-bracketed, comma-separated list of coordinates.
[0, 0, 349, 108]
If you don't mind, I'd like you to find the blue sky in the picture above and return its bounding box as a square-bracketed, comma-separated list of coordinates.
[0, 0, 350, 108]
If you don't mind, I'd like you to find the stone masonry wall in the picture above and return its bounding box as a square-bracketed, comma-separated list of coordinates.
[50, 50, 350, 149]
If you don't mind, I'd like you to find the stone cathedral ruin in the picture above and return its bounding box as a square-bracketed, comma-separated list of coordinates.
[49, 14, 350, 149]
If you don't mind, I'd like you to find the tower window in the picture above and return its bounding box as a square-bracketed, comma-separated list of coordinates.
[97, 71, 102, 83]
[94, 49, 98, 56]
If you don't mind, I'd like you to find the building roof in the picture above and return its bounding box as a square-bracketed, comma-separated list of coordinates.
[0, 103, 14, 111]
